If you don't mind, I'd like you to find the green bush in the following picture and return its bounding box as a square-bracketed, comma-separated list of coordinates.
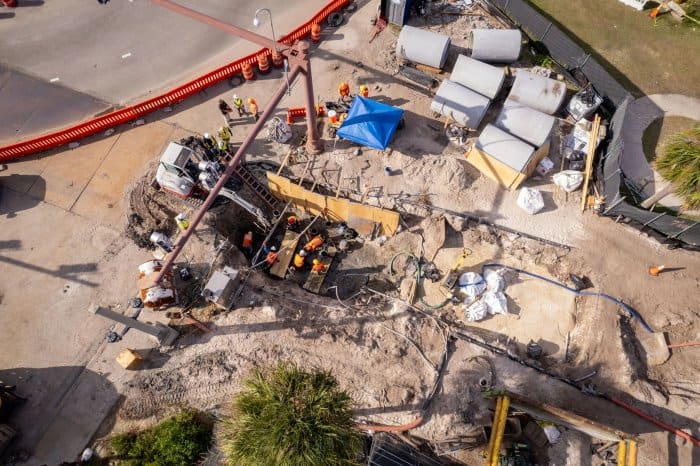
[656, 124, 700, 209]
[220, 363, 362, 466]
[111, 410, 213, 466]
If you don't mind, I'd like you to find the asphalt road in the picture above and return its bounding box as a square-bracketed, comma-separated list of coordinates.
[0, 0, 329, 143]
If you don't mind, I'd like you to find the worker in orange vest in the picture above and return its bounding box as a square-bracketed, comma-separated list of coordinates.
[304, 234, 324, 252]
[359, 85, 369, 98]
[311, 258, 326, 273]
[338, 82, 350, 101]
[248, 98, 259, 122]
[293, 249, 307, 268]
[242, 230, 253, 255]
[265, 246, 278, 268]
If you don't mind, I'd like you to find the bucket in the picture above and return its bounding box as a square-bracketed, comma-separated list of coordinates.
[328, 110, 338, 124]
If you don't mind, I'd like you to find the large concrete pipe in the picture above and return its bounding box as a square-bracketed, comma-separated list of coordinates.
[431, 79, 490, 129]
[470, 29, 522, 63]
[476, 124, 535, 172]
[495, 99, 555, 147]
[396, 25, 451, 69]
[450, 55, 505, 99]
[508, 70, 567, 115]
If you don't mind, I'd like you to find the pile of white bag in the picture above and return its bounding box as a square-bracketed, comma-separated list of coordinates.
[458, 268, 509, 322]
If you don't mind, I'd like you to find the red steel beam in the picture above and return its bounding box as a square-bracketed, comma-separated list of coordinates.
[151, 0, 290, 54]
[154, 64, 303, 283]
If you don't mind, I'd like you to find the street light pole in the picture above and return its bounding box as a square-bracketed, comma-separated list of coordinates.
[253, 8, 277, 53]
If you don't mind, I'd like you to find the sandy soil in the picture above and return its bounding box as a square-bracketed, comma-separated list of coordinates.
[88, 2, 700, 465]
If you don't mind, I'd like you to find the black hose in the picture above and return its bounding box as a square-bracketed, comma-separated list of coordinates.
[481, 263, 654, 333]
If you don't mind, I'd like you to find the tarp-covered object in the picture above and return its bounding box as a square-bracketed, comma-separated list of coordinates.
[335, 97, 404, 150]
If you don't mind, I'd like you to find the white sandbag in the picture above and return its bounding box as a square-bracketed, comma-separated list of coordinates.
[484, 268, 505, 292]
[465, 300, 488, 322]
[458, 272, 485, 300]
[552, 170, 584, 192]
[517, 187, 544, 215]
[483, 291, 508, 315]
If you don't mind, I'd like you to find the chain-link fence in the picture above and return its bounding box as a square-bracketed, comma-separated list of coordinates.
[601, 98, 700, 248]
[483, 0, 700, 249]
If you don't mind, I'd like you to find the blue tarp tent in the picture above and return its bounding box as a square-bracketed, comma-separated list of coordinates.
[335, 97, 404, 150]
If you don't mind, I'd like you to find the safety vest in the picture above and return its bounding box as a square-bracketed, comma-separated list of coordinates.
[312, 263, 326, 272]
[233, 97, 243, 109]
[293, 254, 305, 268]
[249, 102, 258, 115]
[242, 232, 253, 248]
[304, 235, 324, 252]
[338, 83, 350, 97]
[219, 126, 231, 141]
[360, 86, 369, 98]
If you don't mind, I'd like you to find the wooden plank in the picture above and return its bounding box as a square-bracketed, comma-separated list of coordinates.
[276, 148, 293, 175]
[269, 230, 300, 278]
[581, 115, 601, 212]
[303, 254, 334, 293]
[266, 173, 400, 235]
[465, 146, 523, 190]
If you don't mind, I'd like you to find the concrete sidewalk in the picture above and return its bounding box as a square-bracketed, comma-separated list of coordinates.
[619, 94, 700, 210]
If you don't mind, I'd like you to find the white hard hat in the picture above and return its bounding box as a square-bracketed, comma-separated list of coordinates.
[299, 249, 307, 257]
[233, 94, 238, 100]
[203, 132, 211, 139]
[271, 246, 277, 251]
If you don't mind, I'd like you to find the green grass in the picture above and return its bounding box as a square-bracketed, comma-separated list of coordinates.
[655, 124, 700, 208]
[642, 116, 698, 162]
[528, 0, 700, 97]
[220, 363, 362, 466]
[110, 410, 213, 466]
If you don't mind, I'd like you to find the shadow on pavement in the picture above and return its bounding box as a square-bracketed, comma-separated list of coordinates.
[0, 366, 120, 464]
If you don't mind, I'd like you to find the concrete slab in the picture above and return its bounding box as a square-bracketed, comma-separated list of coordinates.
[70, 122, 174, 227]
[0, 154, 51, 195]
[27, 134, 118, 210]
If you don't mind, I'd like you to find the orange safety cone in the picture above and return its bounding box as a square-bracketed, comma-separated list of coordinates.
[648, 265, 666, 276]
[242, 62, 255, 81]
[257, 53, 270, 73]
[310, 23, 321, 42]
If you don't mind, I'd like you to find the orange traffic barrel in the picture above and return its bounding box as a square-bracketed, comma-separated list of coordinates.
[272, 50, 284, 67]
[257, 54, 270, 73]
[310, 23, 321, 42]
[242, 63, 255, 81]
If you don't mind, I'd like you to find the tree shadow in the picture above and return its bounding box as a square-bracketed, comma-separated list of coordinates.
[0, 366, 120, 464]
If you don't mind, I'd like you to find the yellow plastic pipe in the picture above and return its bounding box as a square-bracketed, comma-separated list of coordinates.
[485, 396, 503, 465]
[490, 397, 510, 466]
[617, 440, 627, 466]
[627, 440, 637, 466]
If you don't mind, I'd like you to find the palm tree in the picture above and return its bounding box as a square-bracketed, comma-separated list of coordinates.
[220, 363, 362, 466]
[654, 124, 700, 210]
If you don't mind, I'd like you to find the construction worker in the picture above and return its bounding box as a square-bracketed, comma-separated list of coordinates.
[265, 246, 278, 268]
[286, 215, 298, 230]
[311, 259, 326, 273]
[218, 99, 233, 125]
[338, 82, 350, 101]
[242, 230, 253, 255]
[359, 84, 369, 98]
[232, 94, 245, 117]
[248, 98, 259, 122]
[217, 126, 232, 152]
[200, 132, 219, 159]
[293, 249, 307, 268]
[304, 234, 324, 252]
